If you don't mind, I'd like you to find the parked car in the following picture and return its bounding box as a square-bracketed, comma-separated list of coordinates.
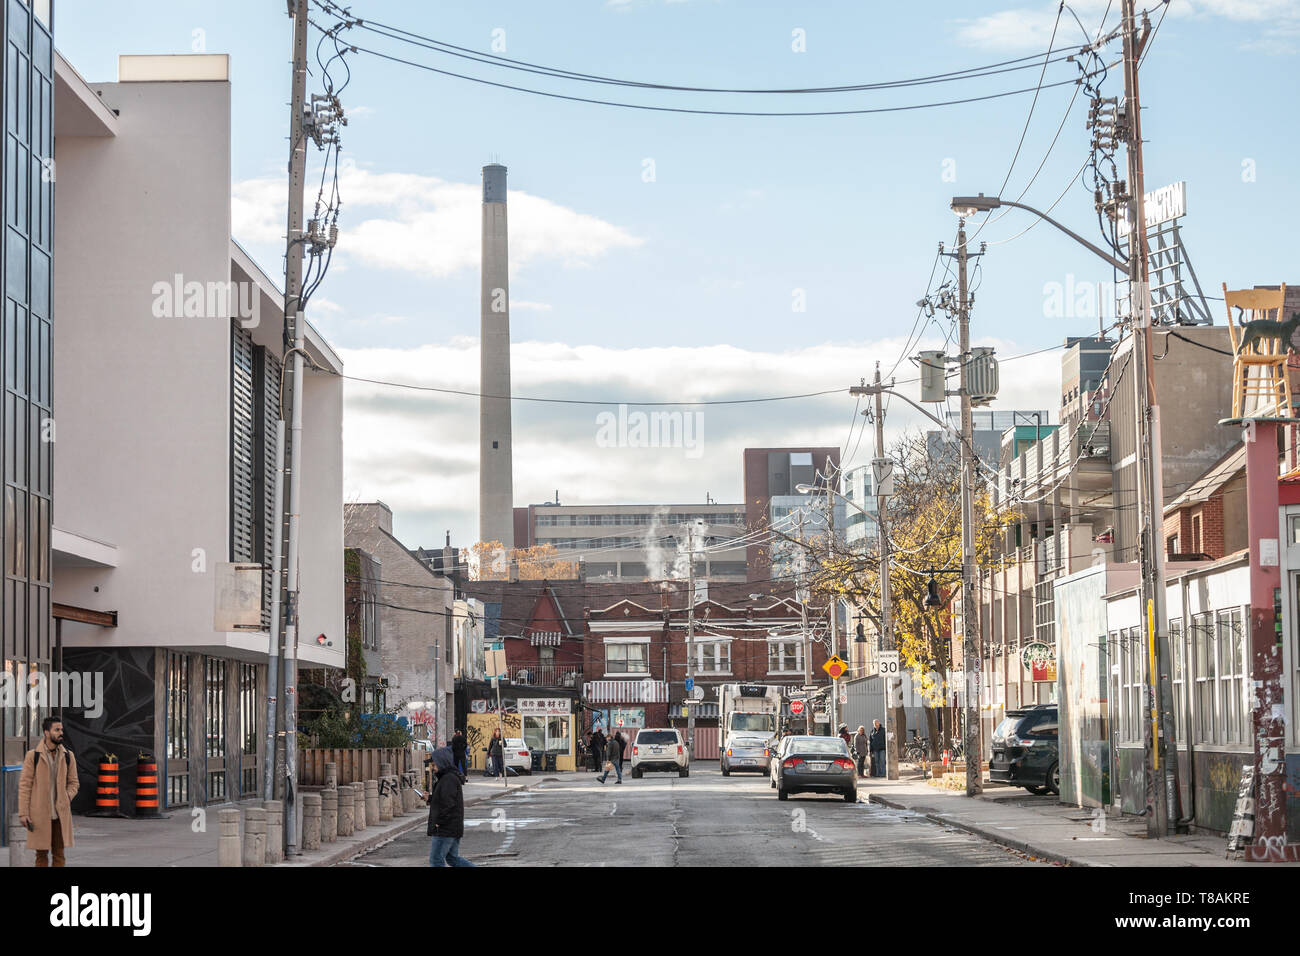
[721, 733, 772, 776]
[631, 728, 689, 778]
[772, 736, 858, 803]
[770, 735, 796, 788]
[503, 738, 532, 776]
[989, 705, 1059, 794]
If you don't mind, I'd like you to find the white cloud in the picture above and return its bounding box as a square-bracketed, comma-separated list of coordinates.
[339, 336, 1062, 546]
[954, 0, 1300, 51]
[232, 166, 642, 280]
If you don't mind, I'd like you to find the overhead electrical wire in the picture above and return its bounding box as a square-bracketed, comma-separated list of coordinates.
[315, 0, 1091, 95]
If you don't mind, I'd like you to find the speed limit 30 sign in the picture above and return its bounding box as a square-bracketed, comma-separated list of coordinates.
[877, 651, 901, 676]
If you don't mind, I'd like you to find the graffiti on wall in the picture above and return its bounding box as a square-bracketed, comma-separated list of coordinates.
[466, 712, 522, 770]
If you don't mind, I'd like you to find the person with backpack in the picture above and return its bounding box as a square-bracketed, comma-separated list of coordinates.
[427, 747, 474, 867]
[17, 716, 79, 867]
[450, 730, 468, 777]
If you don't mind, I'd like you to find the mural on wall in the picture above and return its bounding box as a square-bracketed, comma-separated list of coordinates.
[61, 648, 157, 815]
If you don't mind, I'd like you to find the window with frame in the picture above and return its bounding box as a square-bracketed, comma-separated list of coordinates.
[1119, 626, 1144, 744]
[1216, 608, 1247, 745]
[767, 641, 803, 674]
[1169, 618, 1185, 743]
[604, 642, 648, 674]
[696, 641, 731, 673]
[1192, 611, 1214, 743]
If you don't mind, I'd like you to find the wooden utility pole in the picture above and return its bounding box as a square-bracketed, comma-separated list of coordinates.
[1120, 0, 1179, 836]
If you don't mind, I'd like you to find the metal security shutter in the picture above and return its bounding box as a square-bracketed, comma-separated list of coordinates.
[231, 324, 257, 564]
[259, 349, 282, 630]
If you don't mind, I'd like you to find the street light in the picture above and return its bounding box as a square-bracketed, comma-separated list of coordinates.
[949, 193, 1127, 271]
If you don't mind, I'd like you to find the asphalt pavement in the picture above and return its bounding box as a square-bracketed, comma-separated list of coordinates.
[346, 765, 1050, 867]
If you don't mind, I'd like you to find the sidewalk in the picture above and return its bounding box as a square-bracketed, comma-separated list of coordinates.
[4, 773, 559, 868]
[861, 775, 1286, 867]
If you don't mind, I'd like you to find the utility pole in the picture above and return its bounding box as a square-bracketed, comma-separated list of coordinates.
[273, 0, 310, 855]
[1120, 0, 1178, 836]
[796, 511, 812, 732]
[872, 366, 900, 779]
[685, 524, 696, 761]
[825, 463, 839, 736]
[955, 217, 983, 797]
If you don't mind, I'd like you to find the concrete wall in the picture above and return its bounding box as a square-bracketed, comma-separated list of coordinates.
[345, 503, 454, 742]
[53, 75, 233, 647]
[52, 62, 343, 668]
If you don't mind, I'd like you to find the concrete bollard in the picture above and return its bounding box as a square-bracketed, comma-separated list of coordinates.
[218, 809, 242, 867]
[8, 813, 30, 868]
[378, 763, 394, 820]
[402, 771, 420, 812]
[338, 784, 355, 837]
[364, 779, 380, 827]
[321, 788, 338, 843]
[264, 801, 283, 864]
[325, 762, 338, 790]
[301, 792, 322, 851]
[242, 807, 266, 867]
[349, 785, 366, 833]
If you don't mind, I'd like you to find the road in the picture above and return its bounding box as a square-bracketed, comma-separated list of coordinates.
[346, 766, 1050, 867]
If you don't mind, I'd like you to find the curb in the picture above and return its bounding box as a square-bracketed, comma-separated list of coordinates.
[866, 793, 1088, 868]
[309, 776, 560, 867]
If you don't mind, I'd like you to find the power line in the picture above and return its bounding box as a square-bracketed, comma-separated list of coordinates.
[316, 0, 1090, 96]
[314, 23, 1106, 119]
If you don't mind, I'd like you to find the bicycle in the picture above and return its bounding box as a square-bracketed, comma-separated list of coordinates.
[903, 735, 929, 763]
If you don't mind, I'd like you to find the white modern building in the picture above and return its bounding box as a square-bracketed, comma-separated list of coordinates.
[49, 54, 344, 808]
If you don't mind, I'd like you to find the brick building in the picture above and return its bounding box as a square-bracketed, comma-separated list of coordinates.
[1162, 446, 1245, 560]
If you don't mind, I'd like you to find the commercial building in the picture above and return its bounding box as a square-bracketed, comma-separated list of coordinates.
[48, 53, 344, 811]
[515, 501, 748, 582]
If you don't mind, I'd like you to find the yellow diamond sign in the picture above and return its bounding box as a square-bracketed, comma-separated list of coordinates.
[822, 655, 848, 680]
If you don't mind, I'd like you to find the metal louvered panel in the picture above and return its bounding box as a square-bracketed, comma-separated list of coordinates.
[260, 350, 281, 630]
[231, 324, 257, 564]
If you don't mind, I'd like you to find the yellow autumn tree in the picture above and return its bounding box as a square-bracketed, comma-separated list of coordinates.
[468, 540, 581, 581]
[802, 431, 998, 757]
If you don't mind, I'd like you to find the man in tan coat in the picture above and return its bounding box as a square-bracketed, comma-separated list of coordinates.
[17, 716, 79, 867]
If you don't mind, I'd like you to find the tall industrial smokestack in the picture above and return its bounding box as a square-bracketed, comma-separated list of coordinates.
[479, 163, 515, 550]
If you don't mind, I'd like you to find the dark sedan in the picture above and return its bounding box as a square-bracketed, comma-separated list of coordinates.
[773, 736, 858, 803]
[989, 705, 1059, 794]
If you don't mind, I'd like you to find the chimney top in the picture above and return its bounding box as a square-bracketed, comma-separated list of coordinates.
[483, 164, 507, 204]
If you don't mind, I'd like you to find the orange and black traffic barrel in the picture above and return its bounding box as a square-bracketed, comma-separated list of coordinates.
[88, 753, 126, 818]
[134, 752, 162, 817]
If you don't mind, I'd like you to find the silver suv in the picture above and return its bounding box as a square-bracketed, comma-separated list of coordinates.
[630, 728, 689, 778]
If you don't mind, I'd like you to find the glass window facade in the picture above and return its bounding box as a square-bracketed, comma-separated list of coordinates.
[2, 0, 53, 759]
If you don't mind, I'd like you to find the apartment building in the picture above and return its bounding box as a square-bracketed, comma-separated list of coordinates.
[42, 53, 345, 811]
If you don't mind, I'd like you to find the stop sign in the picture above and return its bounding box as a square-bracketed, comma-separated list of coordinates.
[790, 699, 805, 716]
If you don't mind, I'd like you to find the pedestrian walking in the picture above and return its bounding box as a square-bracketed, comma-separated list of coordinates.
[486, 727, 505, 777]
[427, 747, 474, 867]
[869, 720, 887, 777]
[853, 725, 869, 778]
[450, 730, 468, 777]
[597, 730, 622, 784]
[612, 731, 626, 770]
[17, 717, 79, 868]
[590, 727, 606, 774]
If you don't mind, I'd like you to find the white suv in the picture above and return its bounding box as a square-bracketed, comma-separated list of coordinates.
[630, 728, 689, 778]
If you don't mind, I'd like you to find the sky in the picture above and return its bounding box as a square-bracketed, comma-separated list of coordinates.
[56, 0, 1300, 549]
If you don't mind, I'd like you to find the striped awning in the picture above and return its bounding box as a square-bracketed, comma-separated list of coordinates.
[530, 631, 562, 647]
[584, 679, 668, 704]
